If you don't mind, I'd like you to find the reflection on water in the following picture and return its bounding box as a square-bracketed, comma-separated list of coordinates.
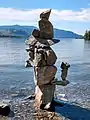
[0, 38, 90, 104]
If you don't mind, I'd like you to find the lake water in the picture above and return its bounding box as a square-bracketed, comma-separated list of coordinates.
[0, 37, 90, 106]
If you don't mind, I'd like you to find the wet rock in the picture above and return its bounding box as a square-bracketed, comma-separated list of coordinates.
[34, 66, 57, 86]
[35, 84, 55, 109]
[0, 102, 10, 116]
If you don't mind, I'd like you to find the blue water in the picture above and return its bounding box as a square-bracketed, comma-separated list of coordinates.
[0, 37, 90, 105]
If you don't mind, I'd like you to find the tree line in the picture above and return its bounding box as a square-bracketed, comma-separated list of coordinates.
[84, 30, 90, 40]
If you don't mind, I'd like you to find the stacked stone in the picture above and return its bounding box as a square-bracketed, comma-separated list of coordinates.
[26, 9, 60, 109]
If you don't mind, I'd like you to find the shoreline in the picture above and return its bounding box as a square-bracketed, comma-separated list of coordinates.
[0, 95, 90, 120]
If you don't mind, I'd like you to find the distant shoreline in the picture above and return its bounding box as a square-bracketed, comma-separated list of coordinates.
[0, 35, 26, 38]
[0, 36, 83, 39]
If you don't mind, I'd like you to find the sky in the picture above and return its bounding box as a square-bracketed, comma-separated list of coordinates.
[0, 0, 90, 35]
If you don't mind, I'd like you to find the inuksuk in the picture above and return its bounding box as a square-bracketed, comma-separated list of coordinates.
[25, 9, 60, 110]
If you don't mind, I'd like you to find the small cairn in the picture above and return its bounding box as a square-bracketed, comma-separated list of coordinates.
[25, 9, 60, 110]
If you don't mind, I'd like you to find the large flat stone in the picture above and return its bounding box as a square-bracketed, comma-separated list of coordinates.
[25, 35, 60, 46]
[34, 66, 57, 86]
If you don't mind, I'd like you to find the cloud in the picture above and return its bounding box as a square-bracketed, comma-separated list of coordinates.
[0, 7, 90, 26]
[51, 8, 90, 22]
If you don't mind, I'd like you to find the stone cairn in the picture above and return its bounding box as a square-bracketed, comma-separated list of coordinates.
[25, 9, 60, 110]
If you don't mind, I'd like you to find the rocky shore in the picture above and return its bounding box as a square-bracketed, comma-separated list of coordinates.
[0, 83, 90, 120]
[0, 99, 65, 120]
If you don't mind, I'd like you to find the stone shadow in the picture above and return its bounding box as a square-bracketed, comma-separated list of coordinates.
[54, 99, 90, 120]
[8, 110, 14, 117]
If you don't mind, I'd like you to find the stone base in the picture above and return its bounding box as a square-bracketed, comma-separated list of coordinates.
[35, 84, 55, 109]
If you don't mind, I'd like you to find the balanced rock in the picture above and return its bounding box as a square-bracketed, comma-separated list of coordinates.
[39, 9, 53, 39]
[34, 66, 57, 86]
[39, 19, 53, 39]
[35, 84, 55, 109]
[40, 9, 51, 20]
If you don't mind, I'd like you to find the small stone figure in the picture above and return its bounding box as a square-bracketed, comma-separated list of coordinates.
[61, 62, 70, 81]
[25, 60, 32, 67]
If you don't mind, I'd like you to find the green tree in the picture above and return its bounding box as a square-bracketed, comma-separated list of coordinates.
[88, 31, 90, 40]
[84, 30, 90, 40]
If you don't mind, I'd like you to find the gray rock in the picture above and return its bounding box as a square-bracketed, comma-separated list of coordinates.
[26, 35, 60, 46]
[34, 66, 57, 86]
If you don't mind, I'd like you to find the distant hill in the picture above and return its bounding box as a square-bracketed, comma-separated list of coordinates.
[0, 25, 83, 39]
[54, 29, 83, 38]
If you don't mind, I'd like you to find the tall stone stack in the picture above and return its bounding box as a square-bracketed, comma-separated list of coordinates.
[26, 9, 60, 109]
